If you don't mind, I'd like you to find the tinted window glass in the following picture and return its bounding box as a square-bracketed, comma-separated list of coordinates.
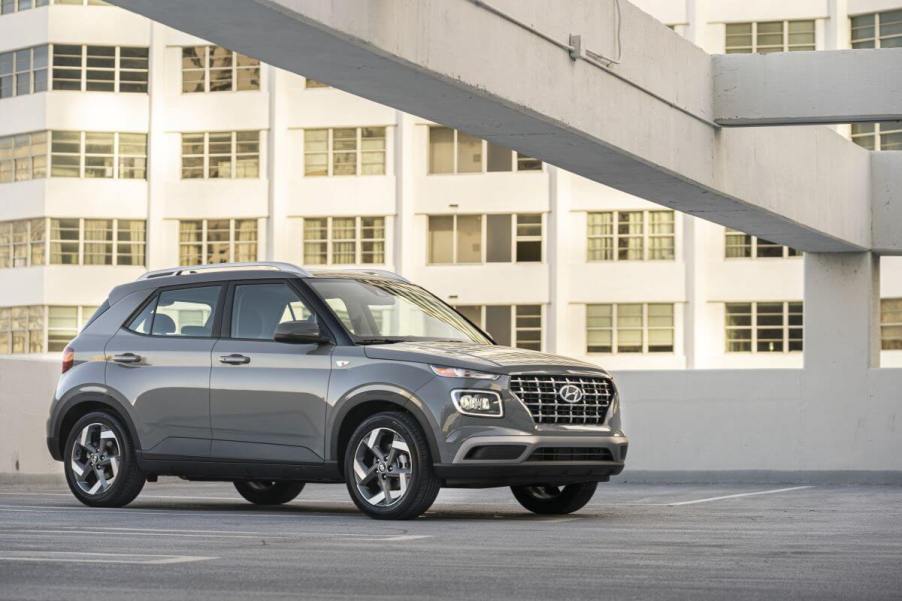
[151, 286, 221, 337]
[127, 295, 157, 335]
[231, 283, 313, 340]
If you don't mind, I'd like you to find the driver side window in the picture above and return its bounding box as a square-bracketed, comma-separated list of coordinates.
[231, 283, 315, 340]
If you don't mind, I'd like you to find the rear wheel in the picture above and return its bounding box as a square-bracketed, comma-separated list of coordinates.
[344, 411, 440, 520]
[233, 480, 305, 505]
[511, 482, 598, 515]
[63, 411, 145, 508]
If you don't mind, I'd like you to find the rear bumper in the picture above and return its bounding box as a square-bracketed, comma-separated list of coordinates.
[433, 433, 628, 488]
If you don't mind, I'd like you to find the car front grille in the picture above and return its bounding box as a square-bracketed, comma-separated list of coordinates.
[509, 374, 614, 425]
[527, 447, 614, 462]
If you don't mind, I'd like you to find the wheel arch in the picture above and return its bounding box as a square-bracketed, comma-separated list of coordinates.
[329, 387, 442, 475]
[51, 392, 140, 461]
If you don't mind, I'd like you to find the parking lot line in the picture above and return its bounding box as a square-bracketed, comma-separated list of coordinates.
[666, 486, 814, 506]
[0, 551, 216, 565]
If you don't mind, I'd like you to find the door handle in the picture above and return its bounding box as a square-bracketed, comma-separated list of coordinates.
[220, 354, 251, 365]
[112, 352, 142, 364]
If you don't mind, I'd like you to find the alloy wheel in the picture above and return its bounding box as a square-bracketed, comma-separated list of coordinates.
[70, 423, 121, 496]
[352, 427, 412, 507]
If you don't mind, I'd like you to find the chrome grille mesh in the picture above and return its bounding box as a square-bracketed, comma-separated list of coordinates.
[510, 374, 613, 425]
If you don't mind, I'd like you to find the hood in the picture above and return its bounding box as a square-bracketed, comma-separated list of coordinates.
[362, 341, 608, 376]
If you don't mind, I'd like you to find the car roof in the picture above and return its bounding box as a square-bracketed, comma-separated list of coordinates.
[106, 263, 408, 305]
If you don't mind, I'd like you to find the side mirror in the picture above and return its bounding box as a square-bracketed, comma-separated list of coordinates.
[273, 320, 327, 344]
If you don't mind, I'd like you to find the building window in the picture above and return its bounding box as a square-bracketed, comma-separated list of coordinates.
[587, 210, 675, 261]
[429, 213, 543, 264]
[725, 21, 815, 53]
[724, 228, 801, 258]
[725, 301, 803, 353]
[50, 44, 148, 93]
[0, 218, 45, 268]
[305, 78, 329, 88]
[301, 216, 385, 266]
[181, 131, 259, 179]
[586, 303, 675, 354]
[0, 131, 47, 183]
[0, 304, 97, 355]
[0, 0, 49, 16]
[47, 131, 147, 179]
[0, 45, 48, 99]
[303, 127, 386, 176]
[881, 299, 902, 350]
[181, 46, 260, 93]
[851, 10, 902, 48]
[178, 219, 257, 266]
[455, 304, 543, 351]
[851, 122, 902, 151]
[428, 126, 541, 174]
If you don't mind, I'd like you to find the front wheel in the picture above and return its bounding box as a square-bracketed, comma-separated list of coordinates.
[511, 482, 598, 515]
[233, 480, 305, 505]
[344, 411, 440, 520]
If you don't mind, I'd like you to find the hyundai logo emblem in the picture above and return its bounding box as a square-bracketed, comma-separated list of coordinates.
[557, 384, 584, 404]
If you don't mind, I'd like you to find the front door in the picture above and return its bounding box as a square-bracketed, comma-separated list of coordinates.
[209, 280, 332, 463]
[105, 284, 225, 459]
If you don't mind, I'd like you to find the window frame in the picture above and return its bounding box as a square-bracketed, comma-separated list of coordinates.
[585, 302, 676, 354]
[453, 304, 544, 351]
[180, 131, 260, 179]
[724, 301, 803, 354]
[724, 228, 801, 259]
[586, 210, 676, 262]
[177, 218, 259, 266]
[851, 121, 902, 151]
[123, 282, 227, 340]
[300, 216, 386, 266]
[43, 130, 147, 180]
[0, 217, 145, 268]
[724, 20, 816, 54]
[180, 45, 260, 94]
[48, 43, 148, 94]
[880, 298, 902, 351]
[427, 126, 542, 175]
[428, 213, 544, 265]
[0, 44, 48, 99]
[851, 10, 902, 49]
[0, 304, 95, 355]
[302, 127, 387, 177]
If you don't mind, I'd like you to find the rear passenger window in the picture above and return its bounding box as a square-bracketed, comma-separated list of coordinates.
[127, 286, 221, 337]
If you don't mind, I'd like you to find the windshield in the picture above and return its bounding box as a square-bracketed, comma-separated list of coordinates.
[306, 278, 491, 344]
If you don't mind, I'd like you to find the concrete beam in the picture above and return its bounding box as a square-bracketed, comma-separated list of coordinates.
[108, 0, 874, 252]
[715, 49, 902, 126]
[872, 152, 902, 255]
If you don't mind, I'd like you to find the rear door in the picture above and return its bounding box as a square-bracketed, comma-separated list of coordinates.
[105, 284, 224, 458]
[209, 280, 332, 463]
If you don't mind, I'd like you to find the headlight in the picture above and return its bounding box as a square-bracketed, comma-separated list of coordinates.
[430, 365, 499, 380]
[451, 390, 503, 417]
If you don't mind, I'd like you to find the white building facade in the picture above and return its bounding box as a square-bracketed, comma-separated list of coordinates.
[0, 0, 900, 371]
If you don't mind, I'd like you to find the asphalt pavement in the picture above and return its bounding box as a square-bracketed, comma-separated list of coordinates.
[0, 479, 900, 600]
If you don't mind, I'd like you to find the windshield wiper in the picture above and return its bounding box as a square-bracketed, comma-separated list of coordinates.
[354, 337, 407, 345]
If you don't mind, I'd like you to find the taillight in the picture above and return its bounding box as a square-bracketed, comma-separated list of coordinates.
[61, 345, 74, 374]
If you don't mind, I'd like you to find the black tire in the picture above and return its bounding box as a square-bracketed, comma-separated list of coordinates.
[233, 480, 305, 505]
[63, 411, 145, 508]
[511, 482, 598, 515]
[344, 411, 441, 520]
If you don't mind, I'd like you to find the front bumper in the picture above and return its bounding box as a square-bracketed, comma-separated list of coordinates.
[433, 433, 628, 488]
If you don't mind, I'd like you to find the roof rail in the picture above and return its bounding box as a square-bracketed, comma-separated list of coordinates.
[312, 267, 410, 284]
[137, 262, 311, 281]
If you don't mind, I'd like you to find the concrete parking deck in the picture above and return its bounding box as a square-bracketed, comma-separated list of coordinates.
[0, 480, 900, 600]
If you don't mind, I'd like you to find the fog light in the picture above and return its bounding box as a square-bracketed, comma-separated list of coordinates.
[451, 390, 503, 417]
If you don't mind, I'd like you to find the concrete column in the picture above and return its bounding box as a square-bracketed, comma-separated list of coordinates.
[261, 66, 290, 261]
[684, 0, 709, 48]
[825, 0, 850, 51]
[682, 216, 705, 368]
[547, 166, 571, 355]
[804, 252, 881, 373]
[393, 111, 415, 276]
[144, 22, 167, 270]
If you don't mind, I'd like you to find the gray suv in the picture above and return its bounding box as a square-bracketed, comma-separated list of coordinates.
[46, 262, 628, 519]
